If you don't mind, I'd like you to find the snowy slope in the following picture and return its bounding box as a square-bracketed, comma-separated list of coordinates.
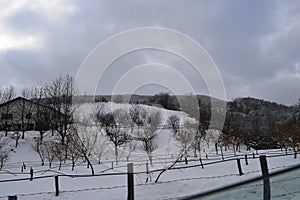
[0, 103, 299, 199]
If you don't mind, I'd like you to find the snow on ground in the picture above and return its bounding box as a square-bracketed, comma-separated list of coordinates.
[0, 103, 299, 199]
[1, 145, 298, 200]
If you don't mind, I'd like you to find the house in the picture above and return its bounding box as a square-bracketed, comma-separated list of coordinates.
[0, 97, 62, 132]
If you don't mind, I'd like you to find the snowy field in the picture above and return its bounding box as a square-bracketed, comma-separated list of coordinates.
[0, 103, 299, 199]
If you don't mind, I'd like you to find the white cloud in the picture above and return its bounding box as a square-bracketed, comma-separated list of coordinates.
[0, 31, 43, 51]
[0, 0, 299, 105]
[0, 0, 77, 51]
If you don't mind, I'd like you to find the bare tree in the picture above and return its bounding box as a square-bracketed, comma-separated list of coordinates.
[102, 113, 129, 165]
[52, 142, 64, 170]
[77, 118, 98, 167]
[113, 108, 137, 161]
[167, 114, 180, 134]
[126, 138, 137, 161]
[276, 116, 300, 155]
[32, 138, 46, 166]
[92, 102, 106, 127]
[43, 141, 58, 168]
[206, 129, 222, 155]
[189, 122, 206, 158]
[129, 104, 146, 127]
[138, 110, 161, 166]
[93, 130, 108, 164]
[45, 74, 75, 145]
[31, 85, 49, 142]
[66, 134, 80, 171]
[174, 121, 194, 164]
[114, 108, 131, 128]
[67, 125, 95, 175]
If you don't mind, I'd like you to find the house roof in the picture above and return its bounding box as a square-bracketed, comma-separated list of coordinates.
[0, 96, 63, 115]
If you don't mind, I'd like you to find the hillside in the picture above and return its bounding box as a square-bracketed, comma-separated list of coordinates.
[92, 94, 297, 140]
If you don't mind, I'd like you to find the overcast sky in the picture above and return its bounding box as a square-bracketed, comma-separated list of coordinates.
[0, 0, 300, 105]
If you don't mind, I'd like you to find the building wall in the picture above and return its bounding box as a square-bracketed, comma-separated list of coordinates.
[0, 98, 55, 132]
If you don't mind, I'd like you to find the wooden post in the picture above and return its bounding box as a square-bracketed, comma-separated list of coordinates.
[30, 167, 33, 181]
[112, 162, 114, 169]
[252, 152, 255, 159]
[294, 152, 297, 159]
[260, 155, 270, 200]
[54, 176, 59, 196]
[8, 196, 17, 200]
[127, 163, 134, 200]
[245, 155, 248, 165]
[237, 159, 243, 176]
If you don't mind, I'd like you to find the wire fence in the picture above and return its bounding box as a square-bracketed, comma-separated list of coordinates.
[0, 150, 298, 199]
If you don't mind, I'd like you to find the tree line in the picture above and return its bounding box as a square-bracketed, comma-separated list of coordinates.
[0, 76, 299, 174]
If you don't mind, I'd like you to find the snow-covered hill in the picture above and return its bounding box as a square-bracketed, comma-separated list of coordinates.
[0, 102, 299, 199]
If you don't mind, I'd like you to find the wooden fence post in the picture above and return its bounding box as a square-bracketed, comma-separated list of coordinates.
[245, 155, 248, 165]
[237, 159, 243, 176]
[54, 176, 59, 196]
[29, 167, 33, 181]
[252, 152, 255, 159]
[260, 155, 270, 200]
[127, 163, 134, 200]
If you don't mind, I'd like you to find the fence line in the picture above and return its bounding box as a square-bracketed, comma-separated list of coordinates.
[0, 152, 298, 199]
[0, 151, 297, 180]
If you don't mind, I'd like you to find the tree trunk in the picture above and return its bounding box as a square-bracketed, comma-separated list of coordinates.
[82, 152, 95, 175]
[198, 149, 202, 159]
[40, 132, 44, 142]
[86, 158, 95, 176]
[215, 143, 218, 155]
[220, 146, 224, 160]
[72, 161, 75, 171]
[115, 145, 118, 165]
[59, 159, 62, 170]
[98, 155, 101, 164]
[233, 144, 236, 156]
[149, 153, 153, 166]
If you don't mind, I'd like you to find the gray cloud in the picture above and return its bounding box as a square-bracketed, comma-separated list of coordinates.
[0, 0, 299, 105]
